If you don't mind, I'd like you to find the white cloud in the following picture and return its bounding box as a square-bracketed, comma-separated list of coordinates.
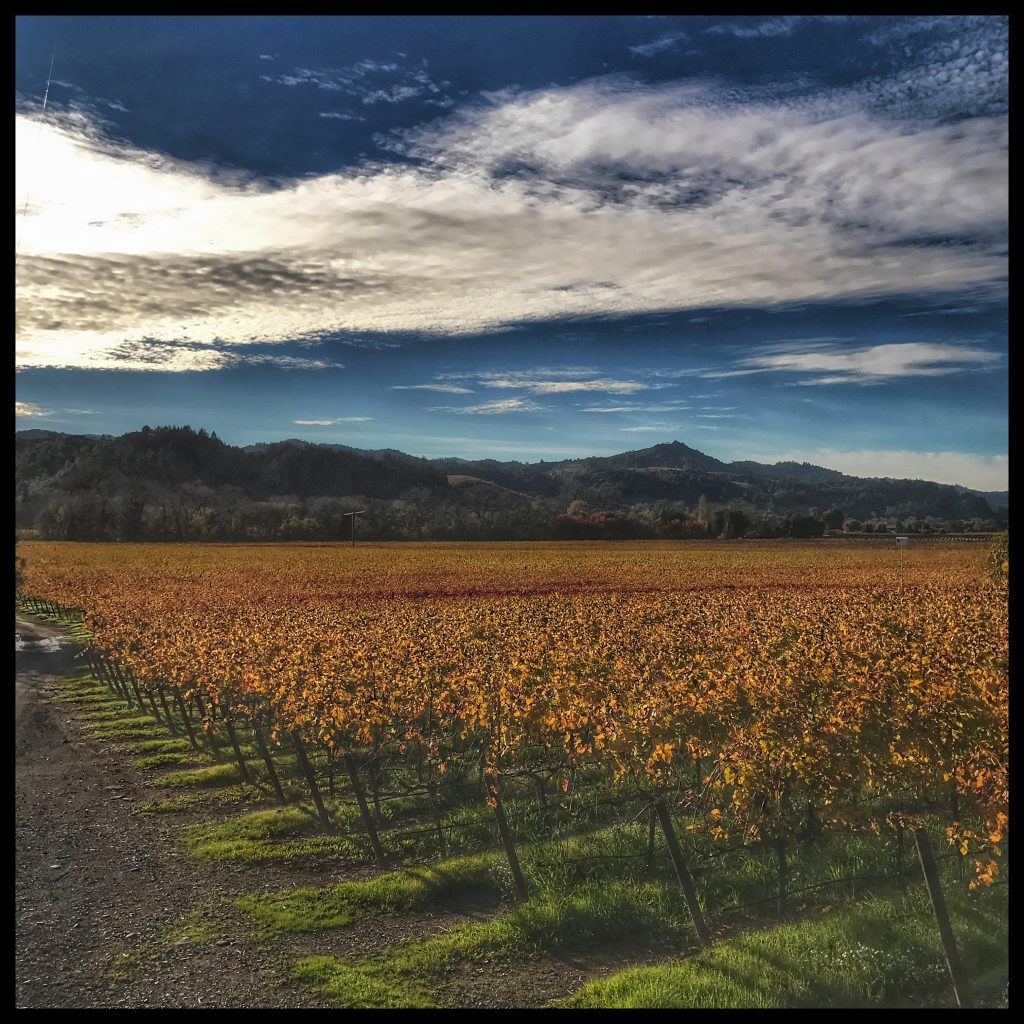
[483, 377, 653, 395]
[629, 31, 688, 57]
[361, 85, 422, 105]
[708, 341, 1002, 384]
[432, 397, 542, 415]
[750, 448, 1008, 491]
[18, 336, 345, 373]
[706, 17, 801, 38]
[294, 416, 372, 425]
[581, 402, 691, 413]
[440, 369, 675, 395]
[16, 401, 50, 417]
[621, 423, 681, 432]
[15, 43, 1007, 370]
[392, 383, 475, 393]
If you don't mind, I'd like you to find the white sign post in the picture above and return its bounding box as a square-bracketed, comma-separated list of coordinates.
[896, 535, 908, 586]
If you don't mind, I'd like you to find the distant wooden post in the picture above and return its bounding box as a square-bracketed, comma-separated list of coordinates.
[654, 798, 712, 946]
[343, 510, 367, 548]
[914, 829, 969, 1008]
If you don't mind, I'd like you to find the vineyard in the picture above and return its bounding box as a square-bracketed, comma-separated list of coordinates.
[16, 539, 1008, 1007]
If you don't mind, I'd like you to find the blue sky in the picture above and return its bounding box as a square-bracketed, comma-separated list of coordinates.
[15, 15, 1007, 488]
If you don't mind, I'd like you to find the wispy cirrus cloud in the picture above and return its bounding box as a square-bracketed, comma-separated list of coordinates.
[391, 383, 475, 394]
[319, 112, 366, 122]
[294, 416, 372, 425]
[483, 377, 655, 395]
[259, 56, 449, 106]
[431, 397, 543, 415]
[621, 423, 681, 432]
[629, 31, 688, 57]
[580, 401, 692, 413]
[706, 341, 1002, 385]
[706, 17, 802, 38]
[439, 369, 674, 395]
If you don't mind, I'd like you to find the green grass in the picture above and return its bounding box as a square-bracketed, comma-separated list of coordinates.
[90, 717, 168, 741]
[238, 852, 506, 932]
[135, 783, 268, 815]
[133, 751, 211, 771]
[51, 688, 118, 705]
[293, 956, 436, 1009]
[179, 803, 370, 863]
[155, 762, 250, 789]
[288, 878, 687, 1007]
[82, 705, 152, 723]
[558, 885, 1008, 1008]
[121, 737, 196, 756]
[175, 793, 430, 865]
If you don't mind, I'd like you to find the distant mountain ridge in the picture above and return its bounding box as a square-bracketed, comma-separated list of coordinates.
[15, 427, 1006, 542]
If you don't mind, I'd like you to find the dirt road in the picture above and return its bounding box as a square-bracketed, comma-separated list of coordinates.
[14, 612, 330, 1008]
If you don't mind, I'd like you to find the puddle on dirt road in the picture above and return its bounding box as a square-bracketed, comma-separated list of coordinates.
[15, 635, 69, 653]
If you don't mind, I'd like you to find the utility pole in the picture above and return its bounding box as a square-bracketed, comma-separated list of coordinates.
[343, 510, 366, 548]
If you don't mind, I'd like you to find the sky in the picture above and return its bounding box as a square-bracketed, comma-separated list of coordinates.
[15, 15, 1008, 490]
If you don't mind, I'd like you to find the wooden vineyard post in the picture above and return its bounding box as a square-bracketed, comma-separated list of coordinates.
[108, 658, 132, 706]
[193, 693, 223, 761]
[344, 753, 388, 868]
[489, 780, 529, 900]
[132, 670, 163, 724]
[89, 652, 119, 700]
[171, 687, 201, 750]
[145, 686, 164, 725]
[913, 829, 969, 1008]
[86, 652, 110, 695]
[252, 718, 287, 805]
[122, 666, 146, 714]
[98, 658, 121, 702]
[292, 731, 332, 831]
[221, 715, 252, 783]
[156, 684, 180, 736]
[654, 798, 711, 947]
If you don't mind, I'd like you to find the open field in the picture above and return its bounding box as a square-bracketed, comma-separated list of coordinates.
[16, 540, 1008, 1008]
